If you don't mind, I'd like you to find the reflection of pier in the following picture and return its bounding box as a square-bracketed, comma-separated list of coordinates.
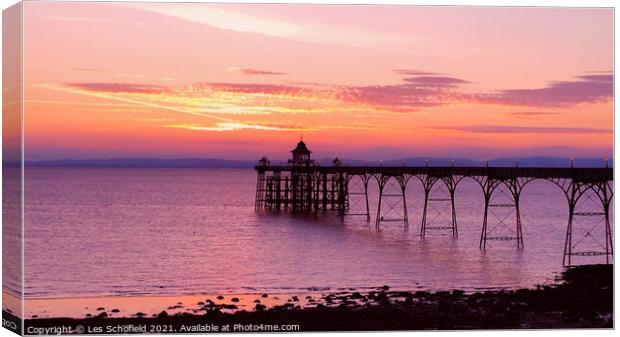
[255, 141, 613, 266]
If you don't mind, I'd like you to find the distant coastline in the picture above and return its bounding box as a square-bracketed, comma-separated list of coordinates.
[0, 156, 612, 169]
[4, 156, 613, 169]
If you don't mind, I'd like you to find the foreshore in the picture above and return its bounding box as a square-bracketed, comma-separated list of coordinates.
[18, 264, 612, 332]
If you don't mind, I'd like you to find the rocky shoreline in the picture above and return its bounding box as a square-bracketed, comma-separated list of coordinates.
[20, 264, 613, 332]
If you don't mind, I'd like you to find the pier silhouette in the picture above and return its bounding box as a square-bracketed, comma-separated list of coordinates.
[255, 141, 613, 266]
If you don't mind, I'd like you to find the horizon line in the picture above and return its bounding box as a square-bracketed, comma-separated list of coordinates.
[3, 156, 613, 169]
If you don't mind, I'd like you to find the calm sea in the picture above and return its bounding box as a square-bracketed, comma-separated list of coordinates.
[20, 168, 612, 300]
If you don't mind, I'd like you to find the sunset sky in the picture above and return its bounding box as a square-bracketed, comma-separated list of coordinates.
[21, 2, 613, 161]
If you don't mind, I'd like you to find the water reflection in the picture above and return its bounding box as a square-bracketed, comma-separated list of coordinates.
[23, 168, 611, 301]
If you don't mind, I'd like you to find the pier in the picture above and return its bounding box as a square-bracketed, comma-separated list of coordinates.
[255, 141, 613, 266]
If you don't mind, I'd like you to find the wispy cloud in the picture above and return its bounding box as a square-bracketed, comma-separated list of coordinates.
[166, 122, 377, 132]
[45, 16, 147, 26]
[197, 74, 470, 113]
[60, 71, 613, 118]
[403, 76, 470, 87]
[166, 122, 302, 132]
[338, 74, 469, 111]
[227, 67, 288, 76]
[25, 99, 138, 107]
[122, 4, 302, 39]
[507, 111, 560, 119]
[200, 82, 307, 95]
[67, 82, 170, 94]
[433, 125, 612, 134]
[122, 3, 402, 50]
[36, 84, 235, 122]
[134, 118, 180, 123]
[49, 70, 612, 137]
[474, 73, 613, 107]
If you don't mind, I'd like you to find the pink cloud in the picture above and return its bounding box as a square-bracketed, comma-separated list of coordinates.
[67, 82, 170, 94]
[64, 72, 613, 112]
[507, 111, 560, 119]
[475, 73, 613, 107]
[402, 76, 470, 87]
[200, 82, 308, 95]
[238, 68, 288, 76]
[338, 74, 468, 110]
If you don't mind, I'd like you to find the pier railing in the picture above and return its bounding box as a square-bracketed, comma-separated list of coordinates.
[256, 165, 612, 180]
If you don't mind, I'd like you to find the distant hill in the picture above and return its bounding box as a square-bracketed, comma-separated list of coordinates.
[21, 158, 257, 169]
[15, 156, 612, 168]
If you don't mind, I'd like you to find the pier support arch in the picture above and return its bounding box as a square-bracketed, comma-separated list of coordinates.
[550, 178, 613, 266]
[345, 174, 372, 221]
[476, 176, 533, 249]
[419, 175, 463, 238]
[375, 174, 410, 228]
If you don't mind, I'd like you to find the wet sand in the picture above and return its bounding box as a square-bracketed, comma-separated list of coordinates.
[20, 291, 347, 319]
[18, 264, 613, 332]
